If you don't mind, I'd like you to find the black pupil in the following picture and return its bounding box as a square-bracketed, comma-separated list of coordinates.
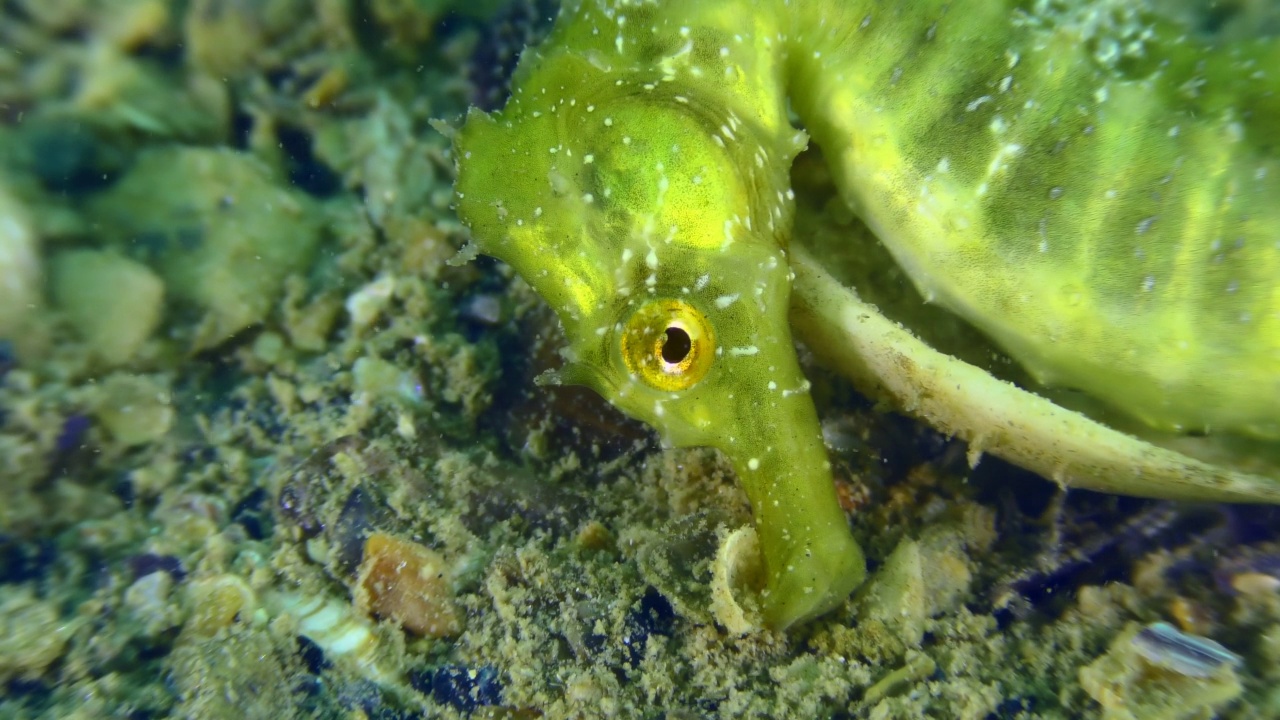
[661, 327, 692, 364]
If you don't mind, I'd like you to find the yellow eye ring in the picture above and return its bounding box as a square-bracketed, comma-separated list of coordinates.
[620, 299, 715, 391]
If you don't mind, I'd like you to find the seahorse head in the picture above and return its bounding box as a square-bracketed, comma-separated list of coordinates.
[455, 49, 864, 629]
[454, 54, 807, 447]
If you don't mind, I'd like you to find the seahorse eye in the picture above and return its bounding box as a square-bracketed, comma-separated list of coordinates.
[621, 299, 715, 391]
[661, 327, 692, 364]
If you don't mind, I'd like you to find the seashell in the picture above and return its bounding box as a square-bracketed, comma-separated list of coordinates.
[1131, 622, 1243, 678]
[265, 590, 395, 685]
[183, 574, 258, 637]
[354, 532, 463, 639]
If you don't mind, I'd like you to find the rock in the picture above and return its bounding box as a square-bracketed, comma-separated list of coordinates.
[184, 0, 306, 79]
[51, 249, 164, 366]
[0, 586, 77, 683]
[93, 373, 174, 447]
[90, 147, 323, 349]
[351, 356, 423, 406]
[855, 527, 976, 647]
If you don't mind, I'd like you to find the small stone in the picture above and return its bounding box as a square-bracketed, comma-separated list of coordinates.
[94, 374, 174, 447]
[345, 275, 397, 332]
[0, 586, 77, 683]
[184, 574, 258, 638]
[1131, 622, 1243, 678]
[352, 356, 423, 406]
[252, 331, 286, 365]
[52, 250, 164, 366]
[575, 521, 615, 553]
[123, 570, 186, 638]
[855, 526, 975, 647]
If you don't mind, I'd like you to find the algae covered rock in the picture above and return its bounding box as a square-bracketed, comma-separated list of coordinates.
[854, 526, 981, 647]
[93, 373, 175, 447]
[0, 586, 78, 684]
[91, 147, 323, 349]
[52, 249, 164, 366]
[184, 0, 312, 79]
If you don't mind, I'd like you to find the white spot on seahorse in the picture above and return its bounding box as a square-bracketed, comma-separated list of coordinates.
[729, 346, 759, 356]
[714, 293, 739, 309]
[966, 95, 993, 111]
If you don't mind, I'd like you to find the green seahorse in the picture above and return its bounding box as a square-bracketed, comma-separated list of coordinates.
[453, 0, 1280, 629]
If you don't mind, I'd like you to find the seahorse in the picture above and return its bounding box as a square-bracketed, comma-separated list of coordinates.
[453, 0, 1280, 628]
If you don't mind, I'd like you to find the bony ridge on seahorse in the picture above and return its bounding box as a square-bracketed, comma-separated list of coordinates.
[453, 0, 1280, 629]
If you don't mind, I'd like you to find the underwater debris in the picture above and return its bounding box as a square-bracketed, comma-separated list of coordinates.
[1131, 622, 1243, 678]
[354, 531, 463, 639]
[265, 590, 397, 685]
[346, 274, 397, 332]
[1080, 621, 1244, 720]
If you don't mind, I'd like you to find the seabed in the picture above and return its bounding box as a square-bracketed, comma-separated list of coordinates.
[0, 1, 1278, 718]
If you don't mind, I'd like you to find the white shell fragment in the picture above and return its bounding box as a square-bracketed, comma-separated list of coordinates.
[1131, 622, 1243, 678]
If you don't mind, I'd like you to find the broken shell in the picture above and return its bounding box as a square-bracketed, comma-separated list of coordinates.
[1080, 622, 1244, 718]
[709, 525, 765, 635]
[184, 574, 258, 637]
[1132, 622, 1243, 678]
[354, 532, 463, 638]
[266, 590, 396, 685]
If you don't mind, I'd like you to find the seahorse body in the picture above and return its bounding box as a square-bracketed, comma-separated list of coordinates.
[454, 0, 1279, 627]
